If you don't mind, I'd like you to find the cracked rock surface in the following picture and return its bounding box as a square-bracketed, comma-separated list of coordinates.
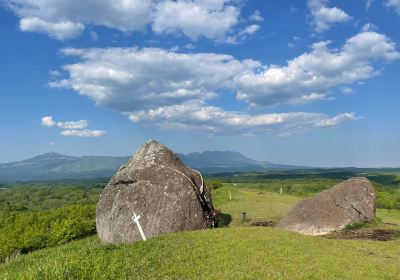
[96, 140, 216, 244]
[278, 177, 375, 235]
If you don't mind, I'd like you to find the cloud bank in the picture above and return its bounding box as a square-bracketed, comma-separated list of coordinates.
[48, 30, 399, 136]
[125, 101, 356, 137]
[3, 0, 257, 41]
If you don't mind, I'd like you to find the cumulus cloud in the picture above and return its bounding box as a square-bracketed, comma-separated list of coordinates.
[41, 116, 88, 129]
[307, 0, 351, 33]
[41, 116, 105, 137]
[49, 30, 399, 135]
[4, 0, 152, 39]
[50, 47, 260, 112]
[236, 31, 400, 107]
[386, 0, 400, 14]
[152, 0, 239, 41]
[125, 101, 356, 136]
[3, 0, 253, 41]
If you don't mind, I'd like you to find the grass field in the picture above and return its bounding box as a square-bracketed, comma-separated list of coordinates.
[213, 185, 301, 226]
[1, 185, 400, 279]
[1, 228, 400, 280]
[376, 209, 400, 225]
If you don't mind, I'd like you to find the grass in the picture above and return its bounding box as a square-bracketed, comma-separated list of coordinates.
[213, 186, 301, 226]
[376, 209, 400, 225]
[1, 184, 400, 279]
[1, 228, 400, 280]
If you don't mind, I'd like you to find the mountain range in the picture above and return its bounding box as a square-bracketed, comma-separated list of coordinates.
[0, 151, 297, 182]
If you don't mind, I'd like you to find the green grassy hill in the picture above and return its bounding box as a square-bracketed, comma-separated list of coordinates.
[1, 186, 400, 279]
[2, 227, 400, 280]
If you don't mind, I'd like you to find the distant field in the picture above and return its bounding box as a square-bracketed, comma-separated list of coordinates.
[213, 186, 301, 226]
[214, 185, 400, 226]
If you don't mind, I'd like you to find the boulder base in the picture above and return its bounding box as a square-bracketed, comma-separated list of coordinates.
[96, 140, 216, 244]
[278, 177, 375, 235]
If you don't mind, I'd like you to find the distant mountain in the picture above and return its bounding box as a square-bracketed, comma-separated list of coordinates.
[178, 151, 293, 172]
[0, 151, 299, 182]
[0, 152, 129, 182]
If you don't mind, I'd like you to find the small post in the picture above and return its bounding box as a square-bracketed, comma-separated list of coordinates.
[280, 188, 283, 195]
[242, 212, 247, 223]
[132, 213, 147, 241]
[229, 190, 232, 201]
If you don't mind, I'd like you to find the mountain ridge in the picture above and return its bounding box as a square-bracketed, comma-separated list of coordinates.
[0, 151, 298, 182]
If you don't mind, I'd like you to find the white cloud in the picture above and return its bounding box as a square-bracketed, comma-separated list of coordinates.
[50, 47, 260, 112]
[50, 30, 399, 135]
[126, 101, 356, 136]
[226, 24, 261, 44]
[60, 129, 106, 137]
[20, 17, 84, 40]
[386, 0, 400, 14]
[341, 87, 353, 94]
[152, 0, 240, 41]
[49, 70, 61, 78]
[41, 116, 56, 127]
[41, 116, 105, 137]
[41, 116, 88, 129]
[5, 0, 152, 38]
[56, 120, 88, 130]
[249, 10, 264, 22]
[307, 0, 351, 33]
[3, 0, 251, 41]
[236, 31, 400, 107]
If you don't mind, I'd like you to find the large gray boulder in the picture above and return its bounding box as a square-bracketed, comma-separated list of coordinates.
[278, 177, 375, 235]
[96, 140, 216, 244]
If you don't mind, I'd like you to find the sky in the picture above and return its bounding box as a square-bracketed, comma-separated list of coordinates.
[1, 0, 400, 167]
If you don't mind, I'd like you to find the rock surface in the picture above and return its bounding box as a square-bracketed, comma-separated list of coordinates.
[278, 177, 375, 235]
[96, 140, 216, 244]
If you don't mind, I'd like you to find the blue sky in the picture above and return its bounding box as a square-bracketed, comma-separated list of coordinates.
[1, 0, 400, 167]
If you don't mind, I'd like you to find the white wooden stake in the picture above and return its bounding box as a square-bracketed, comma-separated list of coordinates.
[132, 213, 147, 241]
[280, 188, 283, 195]
[229, 190, 232, 201]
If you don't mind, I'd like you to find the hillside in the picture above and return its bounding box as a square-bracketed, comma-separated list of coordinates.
[0, 151, 296, 182]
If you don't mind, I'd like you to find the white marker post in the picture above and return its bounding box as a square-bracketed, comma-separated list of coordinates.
[132, 213, 147, 241]
[280, 188, 283, 195]
[229, 190, 232, 201]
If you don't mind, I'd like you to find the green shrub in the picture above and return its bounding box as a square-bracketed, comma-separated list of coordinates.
[0, 204, 96, 262]
[208, 179, 224, 191]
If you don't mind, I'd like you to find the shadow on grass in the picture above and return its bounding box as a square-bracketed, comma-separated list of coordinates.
[217, 212, 232, 227]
